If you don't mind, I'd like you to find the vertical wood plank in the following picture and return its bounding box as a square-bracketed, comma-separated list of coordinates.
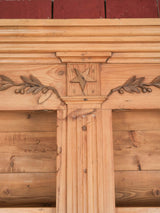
[101, 110, 115, 213]
[66, 108, 115, 213]
[67, 108, 77, 213]
[0, 0, 52, 19]
[57, 109, 67, 213]
[54, 0, 105, 19]
[106, 0, 158, 18]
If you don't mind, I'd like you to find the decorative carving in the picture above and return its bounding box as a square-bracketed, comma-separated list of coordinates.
[70, 68, 96, 95]
[0, 75, 65, 104]
[104, 75, 160, 103]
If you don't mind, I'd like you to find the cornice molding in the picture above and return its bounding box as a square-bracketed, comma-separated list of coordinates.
[56, 51, 112, 63]
[0, 19, 160, 64]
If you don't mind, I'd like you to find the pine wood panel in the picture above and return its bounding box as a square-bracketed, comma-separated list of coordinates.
[113, 110, 160, 207]
[114, 130, 160, 171]
[0, 110, 57, 207]
[0, 53, 61, 65]
[2, 207, 160, 213]
[0, 173, 55, 207]
[0, 132, 56, 173]
[56, 110, 67, 213]
[0, 208, 55, 213]
[113, 110, 160, 131]
[101, 64, 160, 109]
[0, 111, 56, 132]
[2, 43, 160, 53]
[67, 108, 115, 213]
[115, 171, 160, 207]
[1, 26, 160, 37]
[113, 110, 160, 171]
[113, 109, 160, 131]
[0, 19, 160, 64]
[0, 65, 66, 110]
[2, 37, 160, 43]
[67, 63, 100, 96]
[117, 208, 160, 213]
[108, 53, 160, 64]
[1, 19, 160, 26]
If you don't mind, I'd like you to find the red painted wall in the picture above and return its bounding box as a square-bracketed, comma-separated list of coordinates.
[0, 0, 52, 19]
[0, 0, 159, 19]
[106, 0, 159, 18]
[54, 0, 105, 18]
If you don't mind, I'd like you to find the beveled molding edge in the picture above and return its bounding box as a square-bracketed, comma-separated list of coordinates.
[1, 74, 160, 106]
[56, 51, 112, 63]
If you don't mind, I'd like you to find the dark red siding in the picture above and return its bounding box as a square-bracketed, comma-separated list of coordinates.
[0, 0, 52, 19]
[106, 0, 159, 18]
[54, 0, 105, 18]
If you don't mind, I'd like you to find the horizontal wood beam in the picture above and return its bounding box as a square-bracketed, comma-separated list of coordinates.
[0, 19, 160, 26]
[0, 208, 56, 213]
[117, 208, 160, 213]
[2, 207, 159, 213]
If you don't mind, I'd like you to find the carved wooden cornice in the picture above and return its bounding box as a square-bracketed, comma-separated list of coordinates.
[0, 19, 160, 64]
[0, 19, 160, 110]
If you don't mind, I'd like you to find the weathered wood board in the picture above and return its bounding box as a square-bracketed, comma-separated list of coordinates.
[113, 110, 160, 207]
[0, 111, 57, 207]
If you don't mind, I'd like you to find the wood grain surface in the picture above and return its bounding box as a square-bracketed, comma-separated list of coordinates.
[0, 110, 57, 207]
[113, 109, 160, 207]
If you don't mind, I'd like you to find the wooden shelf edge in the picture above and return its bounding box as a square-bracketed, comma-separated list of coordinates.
[117, 207, 160, 213]
[1, 207, 159, 213]
[0, 208, 56, 213]
[0, 19, 160, 26]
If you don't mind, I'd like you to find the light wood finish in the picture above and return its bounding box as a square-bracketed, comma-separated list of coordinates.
[0, 110, 56, 207]
[113, 110, 160, 207]
[101, 64, 160, 109]
[67, 108, 115, 213]
[0, 111, 57, 132]
[114, 130, 160, 171]
[113, 109, 160, 131]
[117, 208, 160, 213]
[0, 208, 56, 213]
[2, 207, 160, 213]
[0, 132, 56, 173]
[113, 110, 160, 171]
[56, 110, 67, 213]
[115, 171, 160, 207]
[1, 19, 160, 212]
[67, 63, 100, 96]
[0, 173, 55, 207]
[56, 52, 111, 63]
[1, 19, 160, 64]
[1, 19, 160, 26]
[0, 65, 66, 110]
[108, 53, 160, 64]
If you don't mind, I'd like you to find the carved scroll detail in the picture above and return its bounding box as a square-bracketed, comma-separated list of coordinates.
[0, 75, 65, 104]
[104, 75, 160, 103]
